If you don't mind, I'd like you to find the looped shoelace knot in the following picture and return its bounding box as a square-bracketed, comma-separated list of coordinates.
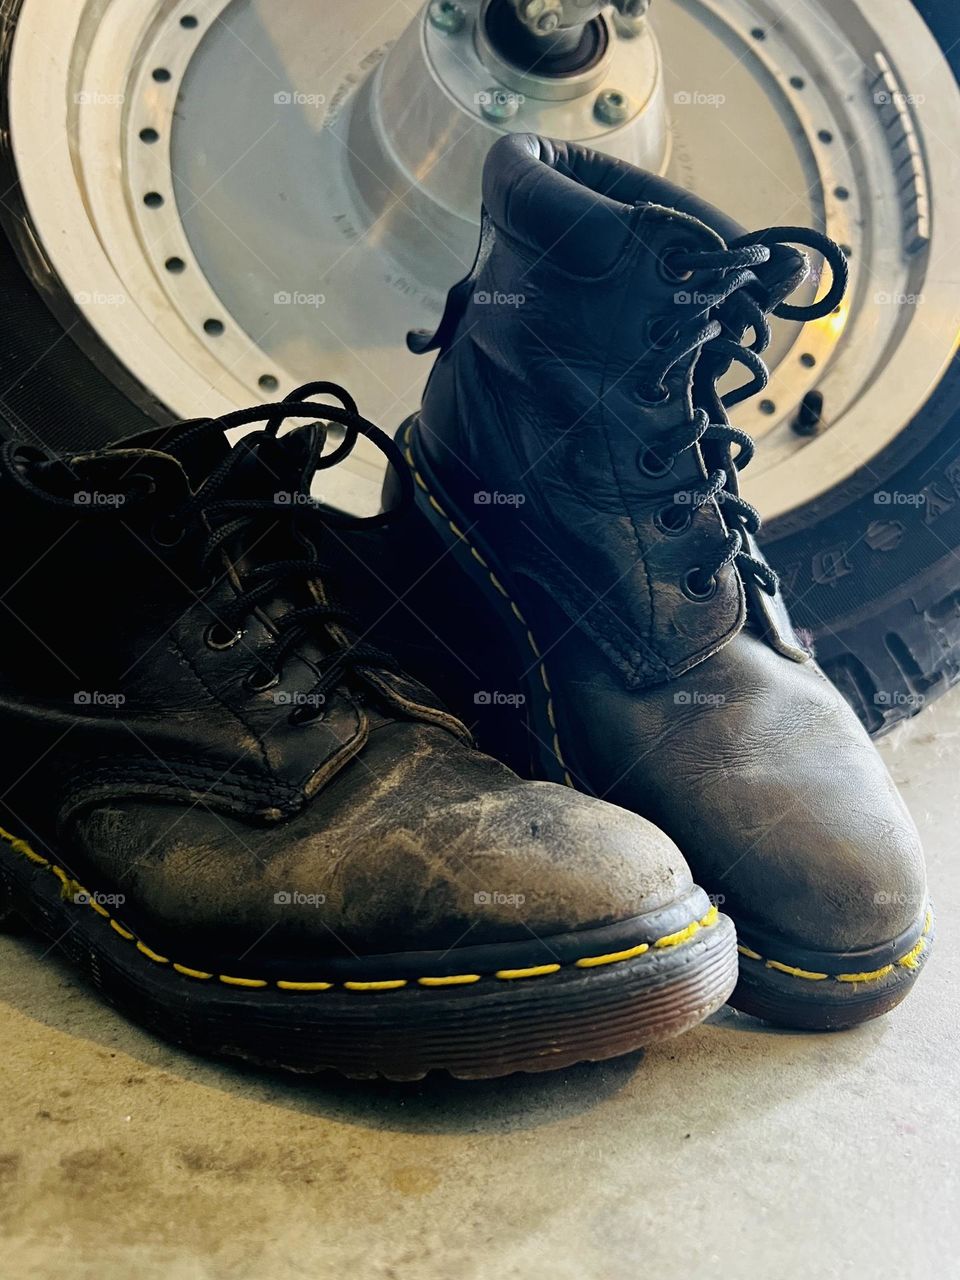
[642, 227, 848, 598]
[6, 382, 414, 721]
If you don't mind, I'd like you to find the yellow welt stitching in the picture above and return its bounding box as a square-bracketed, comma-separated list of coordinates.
[547, 702, 556, 729]
[837, 965, 894, 983]
[897, 937, 927, 970]
[766, 959, 828, 980]
[343, 979, 408, 991]
[495, 964, 560, 980]
[699, 905, 719, 928]
[86, 896, 111, 919]
[417, 974, 481, 987]
[654, 920, 701, 949]
[737, 944, 763, 961]
[136, 941, 169, 965]
[0, 825, 49, 865]
[3, 824, 721, 994]
[576, 942, 649, 968]
[396, 433, 577, 784]
[448, 521, 466, 541]
[58, 877, 84, 903]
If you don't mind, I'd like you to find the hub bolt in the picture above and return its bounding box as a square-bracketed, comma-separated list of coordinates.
[479, 87, 522, 122]
[594, 88, 631, 125]
[615, 0, 650, 17]
[428, 0, 467, 35]
[518, 0, 563, 34]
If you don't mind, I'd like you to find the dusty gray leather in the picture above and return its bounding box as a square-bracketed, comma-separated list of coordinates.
[68, 720, 693, 960]
[0, 411, 694, 968]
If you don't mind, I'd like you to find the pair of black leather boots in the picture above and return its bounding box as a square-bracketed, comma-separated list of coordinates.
[0, 135, 931, 1079]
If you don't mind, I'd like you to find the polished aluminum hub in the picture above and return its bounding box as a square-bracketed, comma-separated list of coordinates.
[6, 0, 959, 515]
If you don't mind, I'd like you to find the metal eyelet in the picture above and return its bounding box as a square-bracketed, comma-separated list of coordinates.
[655, 503, 693, 535]
[289, 702, 326, 726]
[636, 382, 670, 406]
[682, 568, 719, 601]
[205, 621, 243, 650]
[645, 317, 680, 351]
[657, 245, 694, 284]
[151, 515, 186, 547]
[245, 666, 280, 693]
[637, 445, 675, 478]
[131, 471, 159, 498]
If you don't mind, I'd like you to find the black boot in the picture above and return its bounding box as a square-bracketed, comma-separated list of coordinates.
[0, 382, 737, 1078]
[396, 133, 932, 1030]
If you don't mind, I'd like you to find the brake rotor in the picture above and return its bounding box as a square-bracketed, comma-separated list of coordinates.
[6, 0, 959, 514]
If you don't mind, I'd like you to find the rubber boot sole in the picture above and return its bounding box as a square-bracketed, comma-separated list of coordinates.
[0, 824, 737, 1080]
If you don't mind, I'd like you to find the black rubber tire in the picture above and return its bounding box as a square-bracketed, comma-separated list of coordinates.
[0, 0, 958, 732]
[0, 0, 166, 453]
[761, 0, 960, 735]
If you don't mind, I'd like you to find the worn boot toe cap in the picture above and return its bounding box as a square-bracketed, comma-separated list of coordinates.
[64, 723, 698, 967]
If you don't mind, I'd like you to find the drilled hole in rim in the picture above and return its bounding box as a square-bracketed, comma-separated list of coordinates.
[750, 27, 765, 40]
[818, 128, 834, 143]
[682, 568, 718, 601]
[165, 256, 186, 274]
[152, 67, 172, 83]
[637, 444, 675, 477]
[203, 318, 225, 336]
[259, 374, 280, 393]
[800, 352, 816, 368]
[789, 75, 805, 89]
[180, 14, 199, 28]
[205, 622, 243, 650]
[655, 502, 693, 534]
[139, 127, 160, 144]
[759, 399, 776, 415]
[143, 191, 164, 208]
[834, 185, 850, 201]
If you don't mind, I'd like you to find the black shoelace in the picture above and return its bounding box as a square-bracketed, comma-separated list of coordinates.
[639, 227, 848, 598]
[6, 382, 413, 720]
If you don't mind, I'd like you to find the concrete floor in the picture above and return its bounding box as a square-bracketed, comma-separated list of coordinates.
[1, 691, 957, 1280]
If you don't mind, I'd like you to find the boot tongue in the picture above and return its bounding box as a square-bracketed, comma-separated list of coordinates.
[223, 422, 326, 507]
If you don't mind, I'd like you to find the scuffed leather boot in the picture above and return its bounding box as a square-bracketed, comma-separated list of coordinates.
[395, 133, 932, 1030]
[0, 382, 737, 1079]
